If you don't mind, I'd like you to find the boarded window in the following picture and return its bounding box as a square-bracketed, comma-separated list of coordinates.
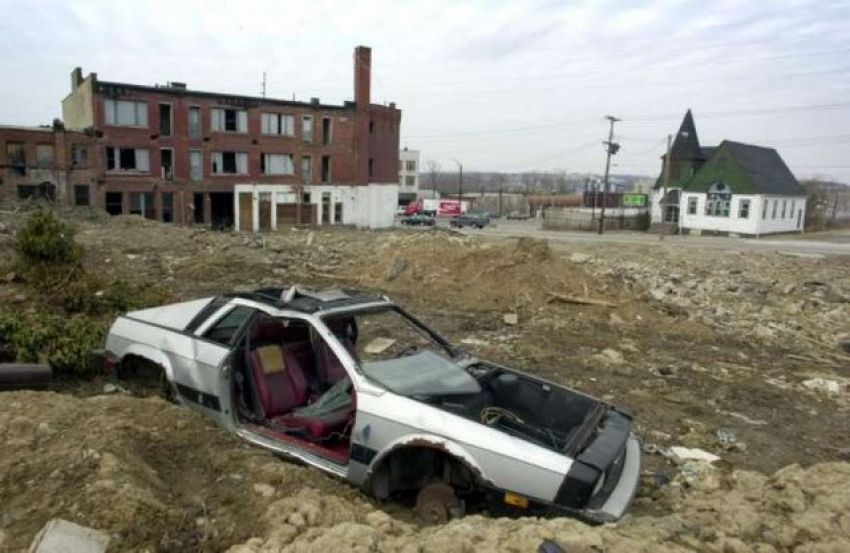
[188, 107, 201, 139]
[105, 99, 148, 126]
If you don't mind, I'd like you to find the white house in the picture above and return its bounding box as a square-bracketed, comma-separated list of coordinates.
[651, 111, 806, 237]
[398, 148, 420, 205]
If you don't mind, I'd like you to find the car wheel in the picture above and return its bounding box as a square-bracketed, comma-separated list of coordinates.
[415, 482, 462, 524]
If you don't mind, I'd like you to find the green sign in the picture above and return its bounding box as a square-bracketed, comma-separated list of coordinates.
[623, 194, 647, 207]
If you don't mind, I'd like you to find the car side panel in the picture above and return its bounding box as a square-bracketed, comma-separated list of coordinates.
[349, 391, 571, 502]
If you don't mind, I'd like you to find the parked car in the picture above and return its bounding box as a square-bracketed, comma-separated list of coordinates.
[103, 287, 640, 523]
[449, 213, 491, 229]
[400, 213, 435, 226]
[507, 211, 530, 220]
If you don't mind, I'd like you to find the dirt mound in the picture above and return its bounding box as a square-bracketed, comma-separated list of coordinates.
[0, 391, 361, 552]
[358, 234, 624, 314]
[227, 462, 850, 552]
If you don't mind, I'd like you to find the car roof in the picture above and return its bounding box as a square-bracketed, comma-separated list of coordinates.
[227, 286, 388, 314]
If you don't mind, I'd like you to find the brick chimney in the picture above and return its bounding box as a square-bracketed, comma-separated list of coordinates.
[354, 46, 371, 107]
[71, 67, 83, 90]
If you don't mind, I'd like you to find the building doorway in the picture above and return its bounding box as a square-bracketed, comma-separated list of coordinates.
[210, 192, 234, 230]
[105, 192, 123, 215]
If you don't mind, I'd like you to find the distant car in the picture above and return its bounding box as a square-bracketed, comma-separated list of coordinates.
[450, 213, 490, 229]
[400, 213, 435, 226]
[507, 211, 530, 220]
[103, 286, 641, 524]
[395, 206, 407, 216]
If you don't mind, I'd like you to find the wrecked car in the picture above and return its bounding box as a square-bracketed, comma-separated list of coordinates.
[103, 287, 640, 523]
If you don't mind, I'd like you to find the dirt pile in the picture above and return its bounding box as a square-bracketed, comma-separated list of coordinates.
[0, 391, 360, 552]
[226, 462, 850, 553]
[357, 233, 627, 314]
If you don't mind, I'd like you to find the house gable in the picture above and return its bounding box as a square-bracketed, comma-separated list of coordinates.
[681, 142, 757, 194]
[683, 141, 804, 196]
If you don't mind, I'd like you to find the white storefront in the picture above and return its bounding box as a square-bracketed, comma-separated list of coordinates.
[233, 183, 398, 232]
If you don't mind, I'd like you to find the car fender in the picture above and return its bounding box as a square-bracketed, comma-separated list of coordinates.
[119, 343, 176, 383]
[365, 432, 493, 488]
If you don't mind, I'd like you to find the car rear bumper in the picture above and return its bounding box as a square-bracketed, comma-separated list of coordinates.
[576, 434, 641, 523]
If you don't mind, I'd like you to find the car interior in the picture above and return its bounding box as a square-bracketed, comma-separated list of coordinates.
[232, 313, 358, 464]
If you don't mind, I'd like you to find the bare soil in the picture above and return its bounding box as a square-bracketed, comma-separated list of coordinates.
[1, 206, 849, 551]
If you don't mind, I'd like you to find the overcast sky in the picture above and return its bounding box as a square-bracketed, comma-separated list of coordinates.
[1, 0, 848, 181]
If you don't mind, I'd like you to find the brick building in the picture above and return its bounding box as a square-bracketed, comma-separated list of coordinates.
[49, 45, 400, 228]
[0, 123, 97, 206]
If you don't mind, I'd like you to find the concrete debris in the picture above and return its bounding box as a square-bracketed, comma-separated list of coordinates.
[384, 257, 408, 282]
[568, 252, 591, 264]
[598, 348, 625, 364]
[668, 446, 721, 464]
[503, 313, 518, 325]
[29, 519, 109, 553]
[802, 378, 841, 396]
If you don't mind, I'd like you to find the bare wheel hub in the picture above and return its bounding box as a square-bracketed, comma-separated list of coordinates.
[415, 482, 460, 524]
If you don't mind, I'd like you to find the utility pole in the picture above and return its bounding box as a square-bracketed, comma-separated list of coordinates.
[453, 159, 463, 225]
[659, 134, 672, 241]
[597, 115, 620, 234]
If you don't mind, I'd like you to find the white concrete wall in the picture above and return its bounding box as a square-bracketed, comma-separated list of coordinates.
[233, 183, 398, 231]
[680, 193, 806, 235]
[398, 149, 420, 196]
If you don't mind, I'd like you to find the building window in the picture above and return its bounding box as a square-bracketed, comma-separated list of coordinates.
[18, 183, 55, 201]
[322, 117, 332, 145]
[261, 113, 295, 136]
[762, 199, 768, 219]
[738, 199, 750, 219]
[162, 192, 174, 223]
[189, 150, 202, 181]
[405, 175, 416, 186]
[106, 147, 150, 172]
[771, 199, 778, 219]
[72, 144, 88, 167]
[6, 142, 26, 175]
[35, 144, 54, 168]
[159, 103, 172, 136]
[369, 120, 374, 133]
[687, 196, 697, 215]
[261, 153, 294, 175]
[211, 151, 248, 175]
[73, 185, 90, 207]
[129, 192, 155, 219]
[781, 199, 787, 218]
[302, 115, 314, 143]
[105, 99, 148, 127]
[321, 155, 331, 183]
[210, 108, 248, 133]
[301, 156, 312, 183]
[160, 148, 174, 180]
[791, 200, 796, 218]
[368, 158, 374, 177]
[188, 107, 201, 139]
[705, 182, 731, 217]
[405, 160, 416, 172]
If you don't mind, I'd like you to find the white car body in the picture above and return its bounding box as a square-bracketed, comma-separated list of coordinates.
[104, 288, 640, 522]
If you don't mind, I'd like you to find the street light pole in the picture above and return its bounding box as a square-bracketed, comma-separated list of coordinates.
[453, 159, 463, 225]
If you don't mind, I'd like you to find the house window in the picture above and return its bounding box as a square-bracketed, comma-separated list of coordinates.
[738, 199, 750, 219]
[72, 144, 88, 167]
[321, 155, 331, 183]
[322, 117, 332, 145]
[781, 199, 787, 218]
[106, 147, 150, 172]
[188, 107, 201, 139]
[159, 103, 172, 136]
[162, 192, 174, 223]
[18, 183, 56, 201]
[405, 160, 416, 172]
[36, 145, 54, 168]
[189, 150, 203, 181]
[160, 148, 174, 180]
[73, 185, 90, 207]
[302, 115, 314, 143]
[129, 192, 155, 219]
[261, 153, 294, 175]
[210, 108, 248, 133]
[261, 113, 295, 136]
[705, 182, 731, 217]
[301, 156, 312, 183]
[762, 199, 768, 219]
[105, 99, 148, 127]
[6, 142, 26, 175]
[405, 175, 415, 186]
[687, 196, 697, 215]
[790, 200, 796, 218]
[105, 192, 123, 215]
[771, 199, 778, 219]
[211, 151, 248, 175]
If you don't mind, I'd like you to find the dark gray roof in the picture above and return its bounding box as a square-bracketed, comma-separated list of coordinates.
[671, 109, 703, 160]
[699, 146, 716, 160]
[722, 141, 805, 195]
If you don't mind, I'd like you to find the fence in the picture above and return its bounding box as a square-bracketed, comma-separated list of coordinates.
[542, 207, 649, 231]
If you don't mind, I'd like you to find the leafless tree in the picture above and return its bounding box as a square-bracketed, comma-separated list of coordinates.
[425, 160, 441, 199]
